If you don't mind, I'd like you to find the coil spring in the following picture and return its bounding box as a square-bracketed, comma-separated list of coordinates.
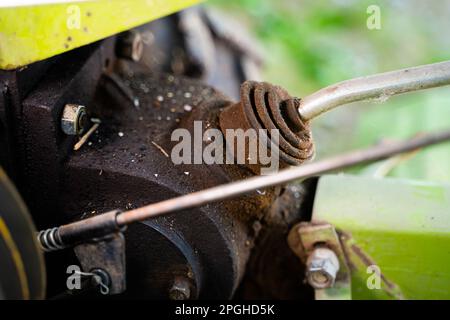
[37, 227, 65, 252]
[239, 81, 314, 165]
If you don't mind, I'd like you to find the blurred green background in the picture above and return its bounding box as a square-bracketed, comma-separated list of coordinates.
[209, 0, 450, 182]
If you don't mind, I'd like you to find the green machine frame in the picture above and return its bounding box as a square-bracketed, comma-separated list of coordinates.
[0, 0, 202, 70]
[311, 174, 450, 299]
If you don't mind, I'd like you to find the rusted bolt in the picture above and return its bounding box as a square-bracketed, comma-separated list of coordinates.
[306, 247, 339, 289]
[61, 104, 87, 135]
[117, 30, 143, 62]
[169, 277, 191, 300]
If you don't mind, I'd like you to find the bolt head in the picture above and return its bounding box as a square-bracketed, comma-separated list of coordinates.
[169, 277, 191, 300]
[306, 247, 340, 289]
[61, 104, 87, 135]
[118, 31, 143, 62]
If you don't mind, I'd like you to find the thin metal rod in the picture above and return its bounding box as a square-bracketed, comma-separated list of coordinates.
[298, 60, 450, 121]
[116, 129, 450, 226]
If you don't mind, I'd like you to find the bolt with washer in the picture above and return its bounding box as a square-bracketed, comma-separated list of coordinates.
[117, 30, 143, 62]
[306, 247, 340, 289]
[61, 104, 88, 136]
[169, 277, 191, 300]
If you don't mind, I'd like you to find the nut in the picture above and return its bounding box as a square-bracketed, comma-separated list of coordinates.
[306, 247, 339, 289]
[117, 30, 143, 62]
[61, 104, 87, 135]
[169, 277, 191, 300]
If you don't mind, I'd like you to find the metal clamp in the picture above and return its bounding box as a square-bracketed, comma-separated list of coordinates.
[287, 222, 351, 300]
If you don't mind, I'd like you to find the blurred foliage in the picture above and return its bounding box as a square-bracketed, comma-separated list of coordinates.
[209, 0, 449, 93]
[209, 0, 450, 182]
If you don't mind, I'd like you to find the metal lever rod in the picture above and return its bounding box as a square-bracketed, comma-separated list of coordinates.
[298, 60, 450, 121]
[38, 128, 450, 251]
[116, 129, 450, 226]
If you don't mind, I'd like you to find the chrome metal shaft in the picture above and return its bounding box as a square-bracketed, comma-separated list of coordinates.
[298, 60, 450, 121]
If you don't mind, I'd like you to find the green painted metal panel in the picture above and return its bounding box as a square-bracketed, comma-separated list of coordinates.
[0, 0, 202, 70]
[313, 174, 450, 299]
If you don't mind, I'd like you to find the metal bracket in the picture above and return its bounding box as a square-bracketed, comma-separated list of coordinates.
[287, 222, 351, 300]
[74, 232, 126, 295]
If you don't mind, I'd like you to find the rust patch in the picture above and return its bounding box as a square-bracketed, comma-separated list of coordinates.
[219, 81, 314, 174]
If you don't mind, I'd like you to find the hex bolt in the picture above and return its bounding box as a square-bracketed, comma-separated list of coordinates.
[61, 104, 87, 136]
[306, 247, 340, 289]
[117, 30, 143, 62]
[169, 277, 191, 300]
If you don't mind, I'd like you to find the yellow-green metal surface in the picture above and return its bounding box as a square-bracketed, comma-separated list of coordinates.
[0, 0, 202, 70]
[313, 174, 450, 299]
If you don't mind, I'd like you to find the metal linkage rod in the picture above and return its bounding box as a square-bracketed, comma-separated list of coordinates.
[298, 60, 450, 121]
[116, 129, 450, 226]
[38, 128, 450, 251]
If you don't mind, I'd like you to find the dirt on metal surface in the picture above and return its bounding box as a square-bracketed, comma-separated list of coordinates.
[58, 62, 293, 298]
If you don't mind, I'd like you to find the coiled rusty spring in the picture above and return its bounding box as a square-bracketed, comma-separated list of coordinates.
[37, 227, 65, 252]
[220, 81, 314, 172]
